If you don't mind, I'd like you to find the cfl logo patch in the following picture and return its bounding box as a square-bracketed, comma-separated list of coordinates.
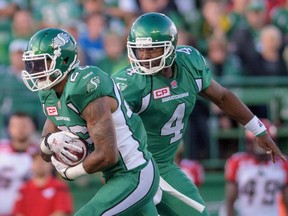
[153, 87, 170, 99]
[46, 106, 58, 116]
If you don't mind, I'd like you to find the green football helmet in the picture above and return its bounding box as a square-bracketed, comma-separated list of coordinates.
[22, 28, 79, 91]
[127, 12, 178, 75]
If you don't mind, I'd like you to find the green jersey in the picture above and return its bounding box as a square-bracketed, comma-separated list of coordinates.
[271, 7, 288, 36]
[112, 46, 212, 170]
[38, 66, 151, 177]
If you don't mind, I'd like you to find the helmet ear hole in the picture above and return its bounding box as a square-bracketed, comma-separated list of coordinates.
[63, 57, 69, 64]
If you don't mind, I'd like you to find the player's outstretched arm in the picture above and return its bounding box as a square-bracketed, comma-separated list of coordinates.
[200, 79, 287, 162]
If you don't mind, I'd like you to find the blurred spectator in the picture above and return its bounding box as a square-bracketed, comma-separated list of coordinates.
[270, 0, 288, 43]
[229, 0, 270, 118]
[80, 0, 104, 14]
[239, 24, 287, 119]
[98, 31, 129, 75]
[223, 119, 288, 216]
[194, 0, 230, 55]
[206, 35, 243, 79]
[265, 0, 285, 23]
[30, 0, 81, 28]
[225, 0, 249, 39]
[11, 9, 36, 40]
[78, 11, 106, 65]
[0, 9, 35, 67]
[0, 0, 20, 22]
[121, 12, 140, 39]
[13, 151, 74, 216]
[80, 0, 130, 37]
[0, 1, 28, 66]
[253, 24, 288, 76]
[175, 142, 205, 187]
[0, 112, 37, 215]
[104, 0, 138, 23]
[136, 0, 188, 30]
[0, 1, 17, 66]
[0, 39, 46, 135]
[177, 29, 196, 48]
[81, 0, 137, 20]
[174, 0, 199, 29]
[230, 0, 267, 76]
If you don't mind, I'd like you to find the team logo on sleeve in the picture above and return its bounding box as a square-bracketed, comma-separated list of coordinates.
[87, 76, 100, 93]
[116, 83, 127, 91]
[171, 80, 178, 89]
[46, 106, 58, 116]
[153, 87, 170, 99]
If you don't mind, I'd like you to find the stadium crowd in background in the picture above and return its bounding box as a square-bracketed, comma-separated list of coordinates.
[0, 0, 288, 214]
[1, 0, 287, 153]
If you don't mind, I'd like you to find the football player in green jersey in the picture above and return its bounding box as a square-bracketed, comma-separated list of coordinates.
[21, 28, 160, 216]
[111, 12, 287, 216]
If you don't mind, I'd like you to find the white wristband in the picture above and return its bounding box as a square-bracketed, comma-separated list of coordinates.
[65, 163, 88, 180]
[40, 138, 52, 155]
[244, 116, 267, 136]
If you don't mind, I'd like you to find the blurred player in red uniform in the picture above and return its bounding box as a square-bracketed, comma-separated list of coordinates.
[13, 150, 74, 216]
[175, 142, 205, 187]
[0, 112, 37, 216]
[224, 119, 288, 216]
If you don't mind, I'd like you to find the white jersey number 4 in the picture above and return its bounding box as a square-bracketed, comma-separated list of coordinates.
[161, 103, 185, 144]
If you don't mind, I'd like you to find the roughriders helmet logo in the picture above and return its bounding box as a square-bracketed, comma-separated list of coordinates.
[52, 33, 69, 56]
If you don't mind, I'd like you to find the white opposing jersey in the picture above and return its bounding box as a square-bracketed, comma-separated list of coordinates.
[225, 152, 288, 216]
[0, 141, 33, 215]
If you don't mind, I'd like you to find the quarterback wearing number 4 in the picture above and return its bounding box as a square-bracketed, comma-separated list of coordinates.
[111, 12, 286, 216]
[21, 28, 160, 216]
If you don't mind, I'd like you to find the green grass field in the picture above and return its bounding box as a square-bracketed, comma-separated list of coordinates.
[200, 171, 225, 216]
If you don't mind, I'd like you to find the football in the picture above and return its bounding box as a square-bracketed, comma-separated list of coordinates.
[53, 135, 89, 167]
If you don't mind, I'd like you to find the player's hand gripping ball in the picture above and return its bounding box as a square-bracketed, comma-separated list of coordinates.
[45, 131, 88, 166]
